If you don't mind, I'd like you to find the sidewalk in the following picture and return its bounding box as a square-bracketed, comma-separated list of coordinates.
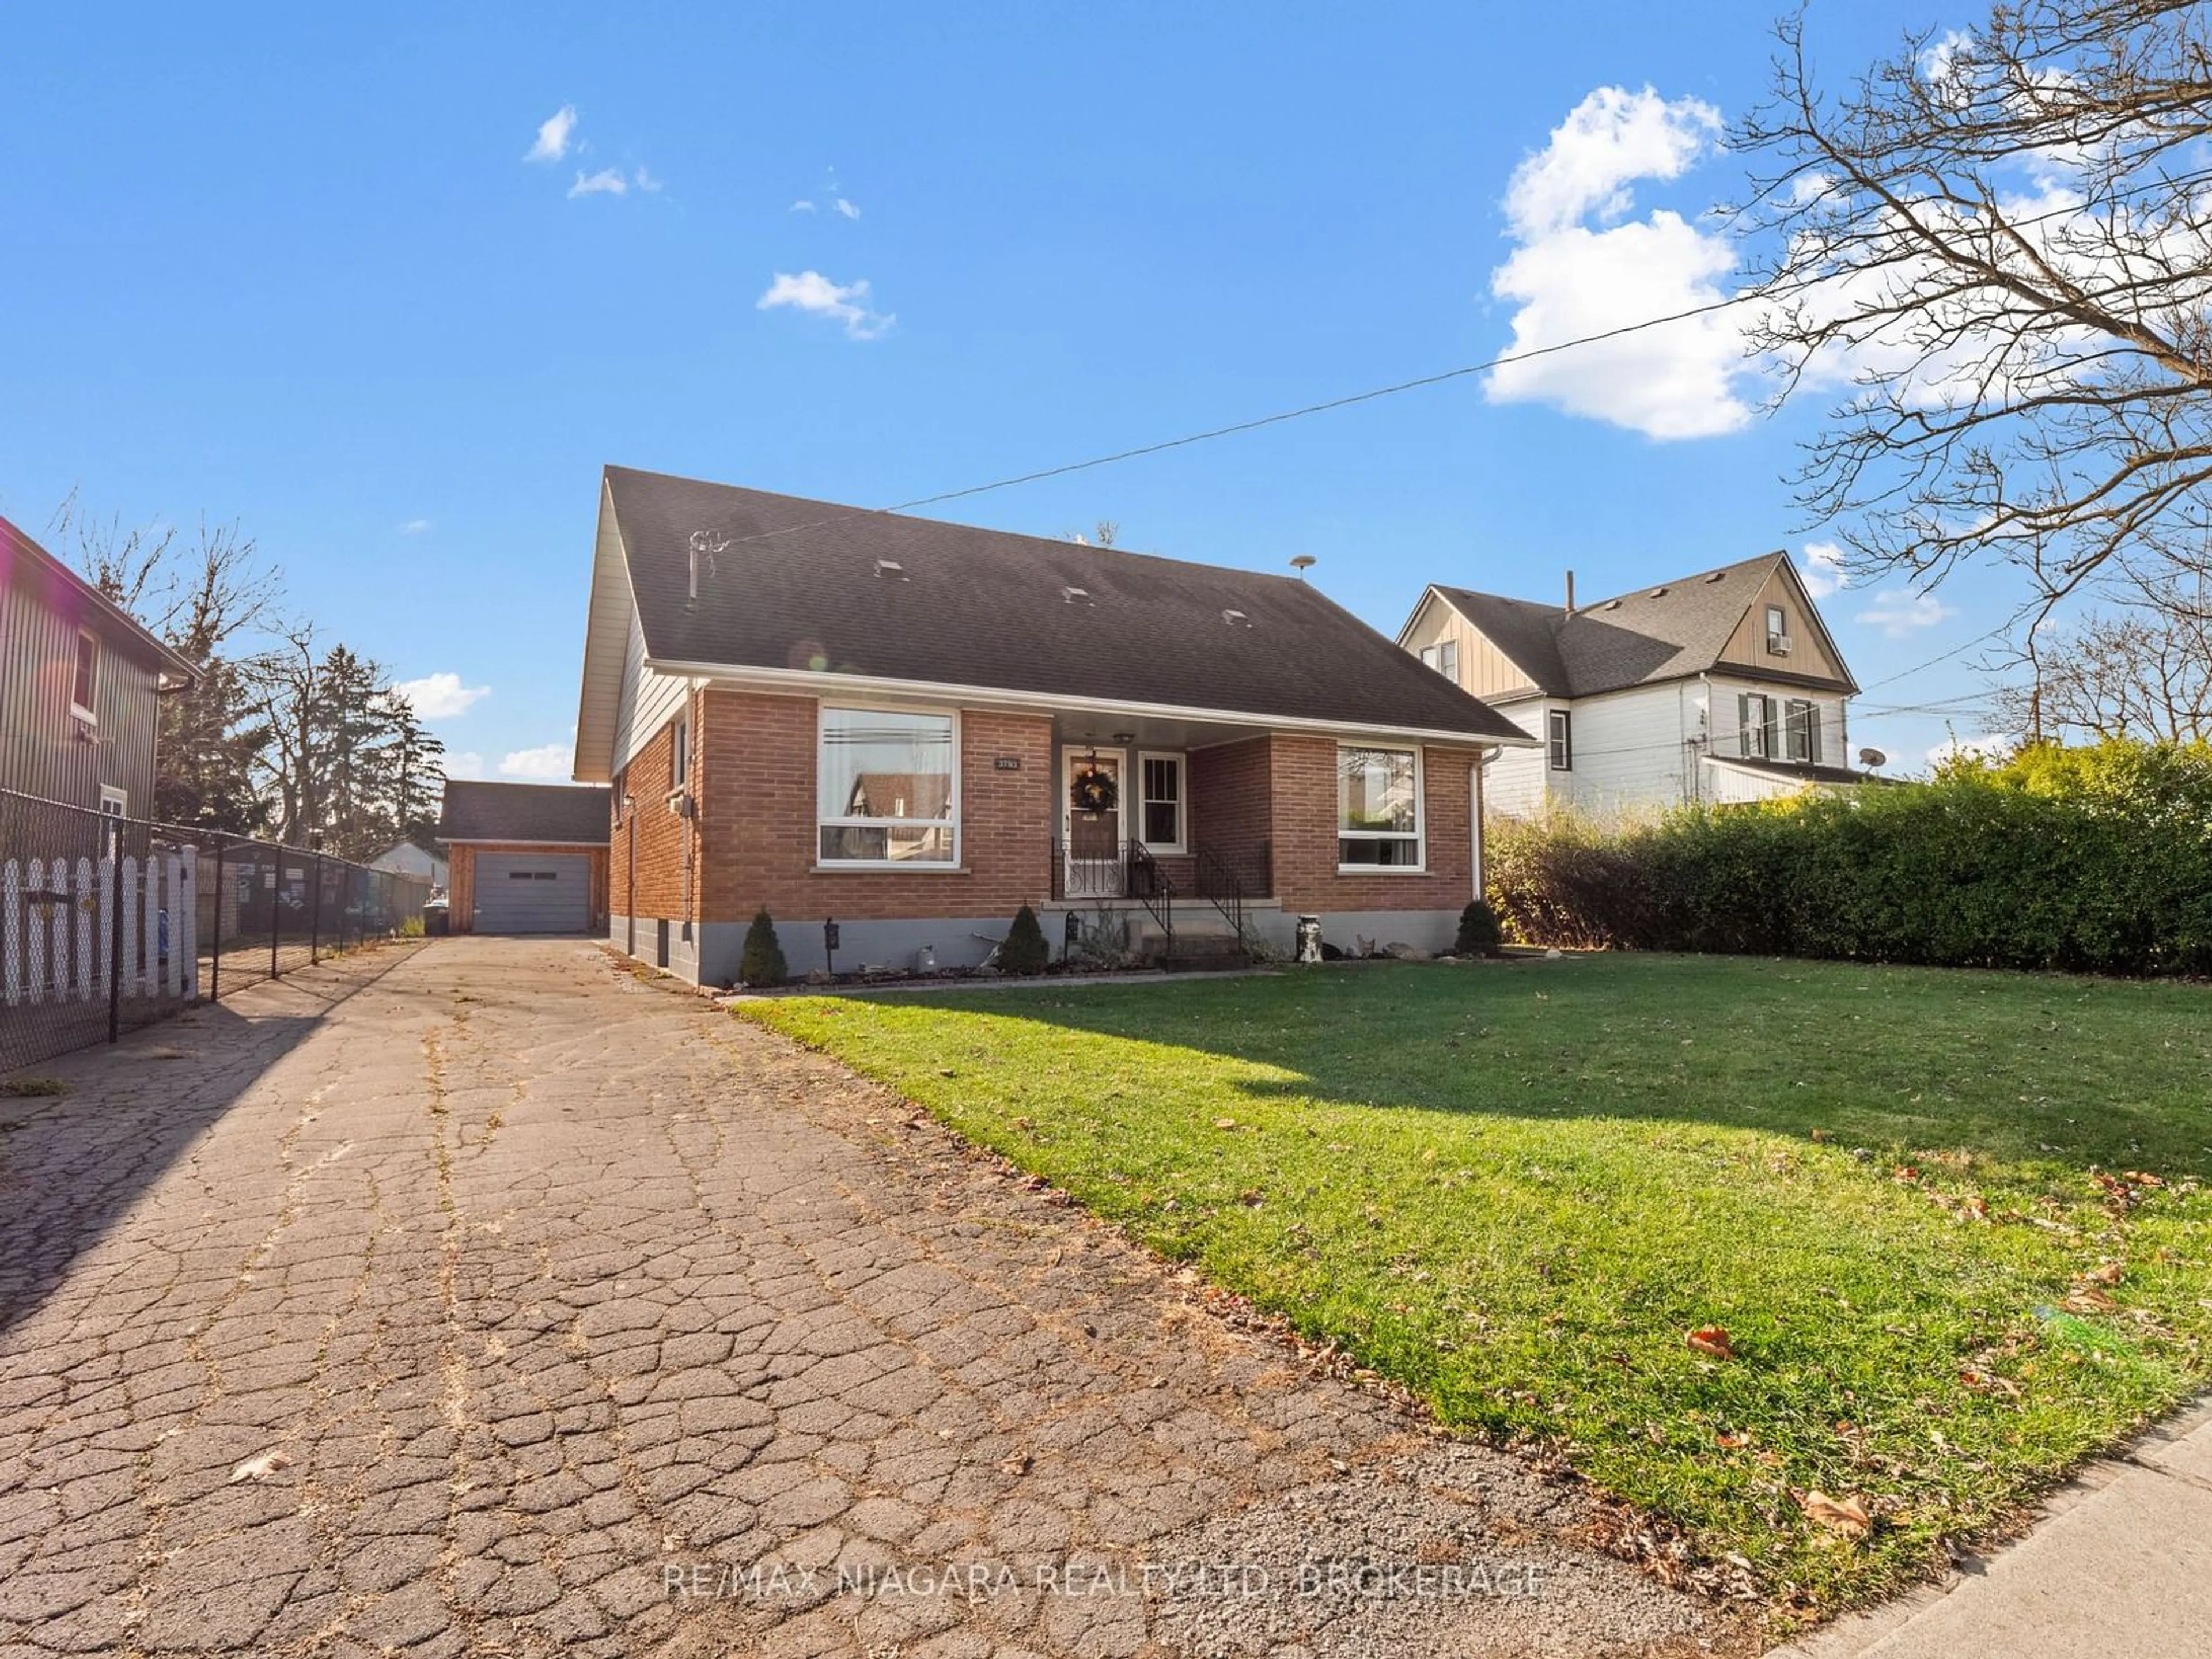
[1771, 1397, 2212, 1659]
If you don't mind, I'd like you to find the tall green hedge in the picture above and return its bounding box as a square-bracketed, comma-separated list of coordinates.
[1485, 740, 2212, 976]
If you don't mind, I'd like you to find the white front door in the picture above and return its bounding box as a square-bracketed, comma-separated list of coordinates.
[1061, 748, 1126, 898]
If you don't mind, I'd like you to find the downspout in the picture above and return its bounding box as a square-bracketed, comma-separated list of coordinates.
[1694, 672, 1713, 802]
[1471, 747, 1488, 902]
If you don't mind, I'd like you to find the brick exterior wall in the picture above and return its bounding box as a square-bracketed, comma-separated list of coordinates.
[610, 705, 695, 923]
[448, 842, 609, 933]
[1187, 737, 1275, 893]
[694, 691, 1055, 925]
[1267, 734, 1478, 912]
[608, 696, 1475, 938]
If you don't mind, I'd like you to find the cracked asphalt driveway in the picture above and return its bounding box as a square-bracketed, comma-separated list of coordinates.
[0, 937, 1728, 1658]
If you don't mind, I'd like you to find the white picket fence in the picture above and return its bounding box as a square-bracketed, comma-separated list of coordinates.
[1, 847, 199, 1006]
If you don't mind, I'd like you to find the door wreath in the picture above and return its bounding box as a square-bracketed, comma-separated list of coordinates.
[1071, 764, 1119, 813]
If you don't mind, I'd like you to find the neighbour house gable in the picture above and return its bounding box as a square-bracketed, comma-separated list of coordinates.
[571, 466, 1532, 786]
[0, 514, 198, 812]
[1410, 552, 1858, 705]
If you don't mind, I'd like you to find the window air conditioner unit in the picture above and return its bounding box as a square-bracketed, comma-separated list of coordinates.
[665, 789, 693, 818]
[1768, 632, 1793, 654]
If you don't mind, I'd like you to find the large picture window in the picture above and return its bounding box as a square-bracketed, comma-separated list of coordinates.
[817, 707, 958, 865]
[1338, 745, 1421, 868]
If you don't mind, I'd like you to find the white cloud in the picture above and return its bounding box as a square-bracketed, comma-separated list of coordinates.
[525, 105, 578, 164]
[398, 518, 431, 535]
[756, 270, 895, 340]
[499, 743, 573, 780]
[1799, 540, 1849, 599]
[634, 166, 663, 194]
[569, 167, 628, 199]
[395, 672, 491, 720]
[833, 197, 860, 219]
[1503, 85, 1721, 240]
[1485, 86, 1752, 440]
[1855, 588, 1957, 637]
[790, 199, 817, 213]
[444, 751, 485, 781]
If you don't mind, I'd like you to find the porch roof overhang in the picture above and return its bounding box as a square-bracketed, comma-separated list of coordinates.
[645, 657, 1540, 750]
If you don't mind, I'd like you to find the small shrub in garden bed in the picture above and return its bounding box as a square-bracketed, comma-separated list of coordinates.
[740, 908, 789, 986]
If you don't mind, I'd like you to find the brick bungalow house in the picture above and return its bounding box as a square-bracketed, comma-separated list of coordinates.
[572, 467, 1534, 984]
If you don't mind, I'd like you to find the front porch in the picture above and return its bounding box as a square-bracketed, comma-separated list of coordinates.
[1044, 715, 1281, 959]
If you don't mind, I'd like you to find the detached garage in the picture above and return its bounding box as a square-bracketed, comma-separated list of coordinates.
[437, 781, 611, 936]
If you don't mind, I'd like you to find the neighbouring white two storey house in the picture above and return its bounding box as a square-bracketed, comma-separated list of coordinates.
[1396, 551, 1865, 817]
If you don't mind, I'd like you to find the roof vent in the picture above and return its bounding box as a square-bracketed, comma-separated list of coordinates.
[1062, 585, 1093, 605]
[874, 559, 906, 580]
[1703, 570, 1726, 583]
[1603, 599, 1622, 611]
[1649, 585, 1670, 599]
[1221, 608, 1251, 627]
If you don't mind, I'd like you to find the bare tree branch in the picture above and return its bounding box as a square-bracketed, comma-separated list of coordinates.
[1735, 1, 2212, 611]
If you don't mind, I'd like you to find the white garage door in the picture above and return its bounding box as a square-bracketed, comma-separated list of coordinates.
[474, 853, 590, 934]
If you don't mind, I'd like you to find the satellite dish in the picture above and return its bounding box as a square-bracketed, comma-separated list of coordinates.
[1857, 747, 1888, 768]
[1289, 555, 1316, 578]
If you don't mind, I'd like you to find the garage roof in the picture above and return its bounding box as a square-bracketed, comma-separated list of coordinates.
[437, 781, 610, 846]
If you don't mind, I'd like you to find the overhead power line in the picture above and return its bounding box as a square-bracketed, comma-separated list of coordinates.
[699, 169, 2212, 556]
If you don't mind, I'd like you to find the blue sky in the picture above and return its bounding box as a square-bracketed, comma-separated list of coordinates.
[0, 2, 2013, 778]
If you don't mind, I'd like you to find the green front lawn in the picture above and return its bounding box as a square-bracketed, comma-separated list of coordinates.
[743, 956, 2212, 1615]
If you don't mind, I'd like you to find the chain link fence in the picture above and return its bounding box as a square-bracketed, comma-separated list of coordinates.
[0, 787, 434, 1073]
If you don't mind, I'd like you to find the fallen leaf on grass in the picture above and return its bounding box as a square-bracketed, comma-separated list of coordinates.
[229, 1450, 293, 1483]
[2082, 1262, 2125, 1286]
[1959, 1368, 2022, 1398]
[1213, 1117, 1238, 1130]
[1685, 1327, 1735, 1361]
[2061, 1287, 2118, 1316]
[1797, 1489, 1872, 1540]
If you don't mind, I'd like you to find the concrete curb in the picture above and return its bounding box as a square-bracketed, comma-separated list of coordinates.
[1769, 1396, 2212, 1658]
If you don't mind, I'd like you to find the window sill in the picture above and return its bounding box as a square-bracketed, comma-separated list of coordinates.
[1336, 865, 1430, 876]
[812, 863, 970, 875]
[1137, 843, 1186, 857]
[70, 704, 97, 725]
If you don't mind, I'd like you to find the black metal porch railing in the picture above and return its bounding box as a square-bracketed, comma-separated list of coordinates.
[1194, 842, 1249, 946]
[1048, 838, 1174, 959]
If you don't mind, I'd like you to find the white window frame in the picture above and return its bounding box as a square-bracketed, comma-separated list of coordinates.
[1785, 698, 1821, 764]
[1419, 639, 1460, 683]
[814, 702, 963, 871]
[670, 714, 690, 788]
[71, 629, 99, 724]
[1547, 709, 1573, 771]
[1135, 750, 1187, 854]
[1766, 604, 1789, 653]
[1740, 692, 1772, 759]
[1336, 743, 1425, 874]
[99, 785, 127, 816]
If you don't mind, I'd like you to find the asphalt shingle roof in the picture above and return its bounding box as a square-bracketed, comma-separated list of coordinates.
[602, 467, 1529, 744]
[1435, 552, 1851, 699]
[437, 781, 610, 846]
